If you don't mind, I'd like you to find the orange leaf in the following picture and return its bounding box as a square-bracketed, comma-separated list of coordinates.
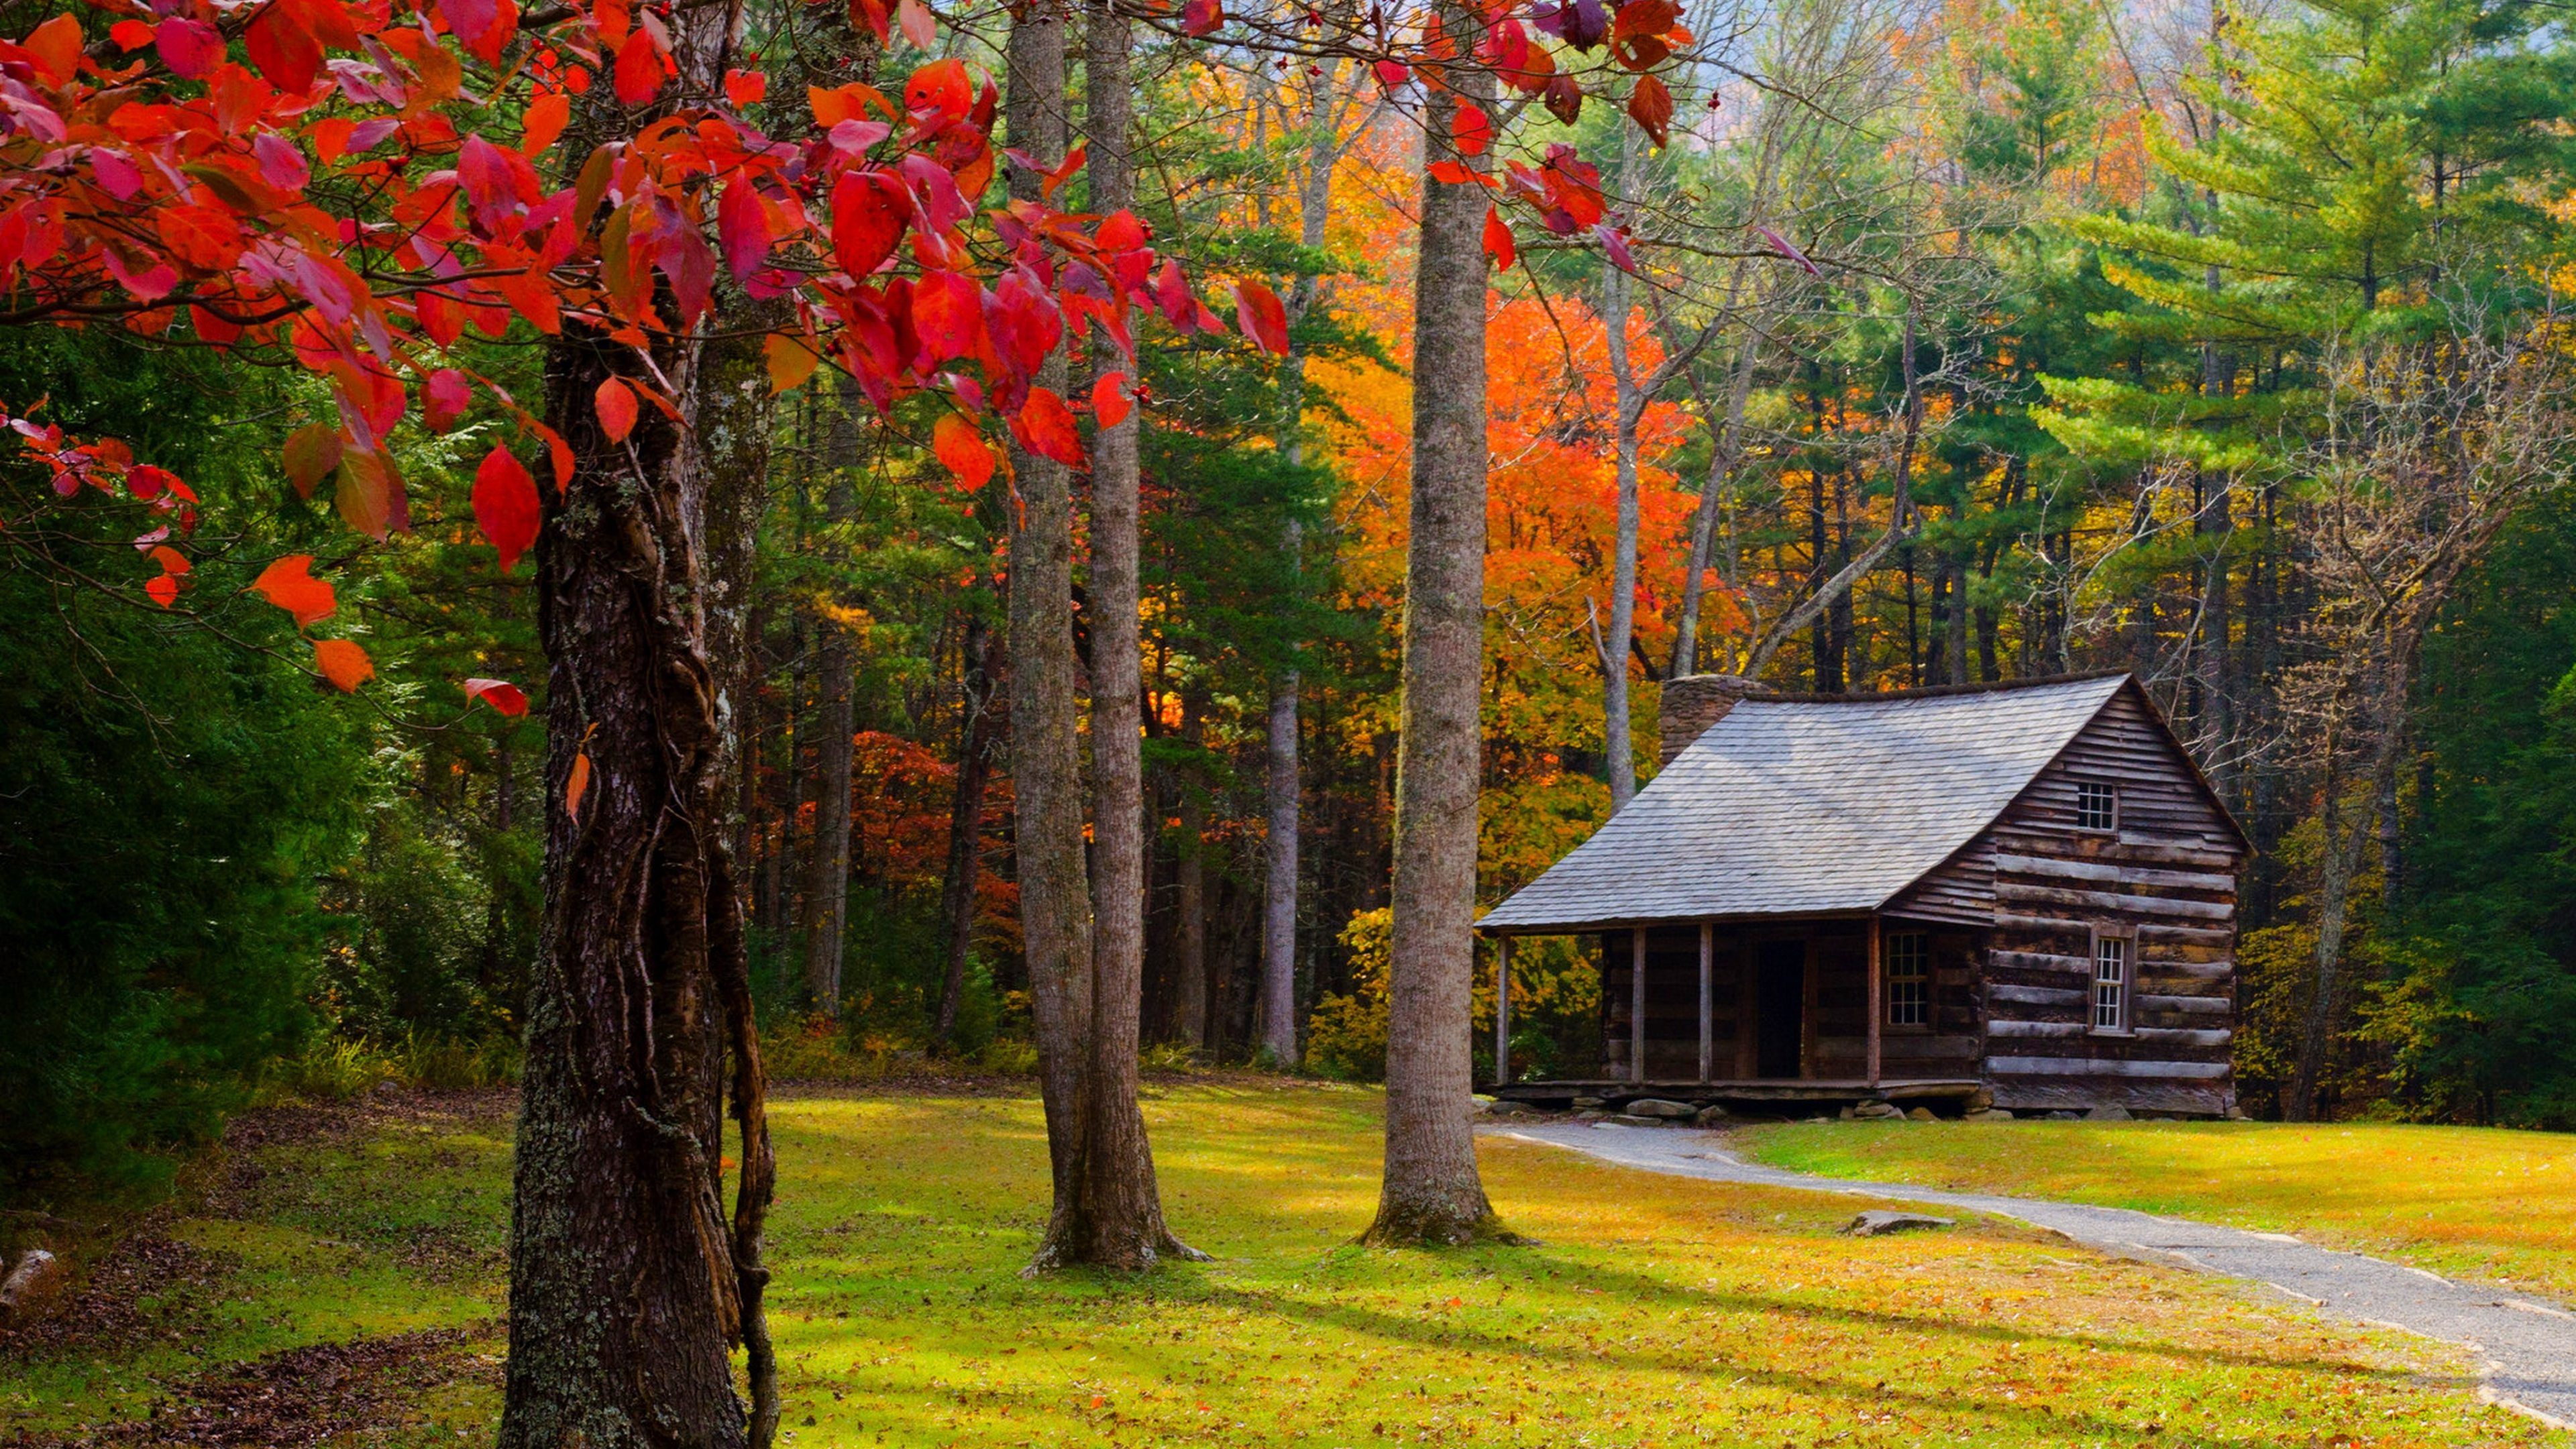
[146, 574, 180, 608]
[566, 749, 592, 820]
[595, 378, 639, 443]
[251, 555, 337, 628]
[1627, 73, 1674, 148]
[523, 92, 570, 155]
[150, 545, 192, 576]
[765, 333, 821, 394]
[313, 638, 374, 692]
[931, 413, 996, 491]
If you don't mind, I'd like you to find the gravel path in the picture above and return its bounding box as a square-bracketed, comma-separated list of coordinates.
[1493, 1121, 2576, 1432]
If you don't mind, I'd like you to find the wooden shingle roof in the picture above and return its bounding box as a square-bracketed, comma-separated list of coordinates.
[1478, 674, 2133, 934]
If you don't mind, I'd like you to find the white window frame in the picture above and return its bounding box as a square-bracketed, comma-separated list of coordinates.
[2090, 926, 2135, 1035]
[2074, 780, 2120, 833]
[1884, 932, 1929, 1029]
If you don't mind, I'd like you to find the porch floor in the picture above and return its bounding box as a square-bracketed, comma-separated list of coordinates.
[1486, 1078, 1982, 1105]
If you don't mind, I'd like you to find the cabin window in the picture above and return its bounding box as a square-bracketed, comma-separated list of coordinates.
[2091, 930, 2132, 1033]
[1884, 933, 1929, 1027]
[2076, 780, 2119, 832]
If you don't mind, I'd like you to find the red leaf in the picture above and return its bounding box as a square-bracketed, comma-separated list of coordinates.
[251, 555, 337, 627]
[463, 677, 529, 716]
[424, 370, 472, 433]
[154, 17, 223, 78]
[1181, 0, 1222, 35]
[1626, 72, 1673, 148]
[245, 0, 323, 93]
[146, 574, 180, 608]
[1153, 258, 1194, 329]
[474, 447, 541, 572]
[1427, 160, 1484, 186]
[1097, 210, 1148, 252]
[151, 546, 192, 577]
[931, 413, 996, 491]
[1013, 388, 1084, 468]
[523, 92, 571, 156]
[313, 638, 373, 692]
[912, 270, 983, 362]
[725, 68, 767, 107]
[1453, 103, 1493, 156]
[1484, 207, 1517, 269]
[594, 378, 639, 443]
[1374, 59, 1411, 91]
[718, 180, 769, 282]
[612, 30, 663, 106]
[1234, 280, 1289, 355]
[1091, 371, 1133, 429]
[109, 19, 152, 50]
[1756, 223, 1823, 276]
[831, 171, 910, 279]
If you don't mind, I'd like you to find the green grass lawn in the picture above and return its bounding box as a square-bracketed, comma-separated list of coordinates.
[1735, 1118, 2576, 1305]
[2, 1081, 2555, 1447]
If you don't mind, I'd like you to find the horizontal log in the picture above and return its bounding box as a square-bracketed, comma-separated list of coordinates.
[1985, 1056, 2233, 1079]
[2138, 994, 2231, 1015]
[1992, 1082, 2233, 1116]
[1996, 881, 2237, 921]
[1991, 833, 2239, 869]
[1992, 853, 2236, 893]
[1990, 949, 2088, 974]
[2141, 923, 2237, 947]
[2139, 960, 2233, 980]
[1994, 914, 2088, 938]
[1989, 984, 2086, 1006]
[1988, 1020, 2088, 1038]
[2135, 1027, 2234, 1048]
[1879, 1036, 1980, 1061]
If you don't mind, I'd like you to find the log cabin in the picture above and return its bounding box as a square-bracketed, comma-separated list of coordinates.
[1478, 672, 2248, 1117]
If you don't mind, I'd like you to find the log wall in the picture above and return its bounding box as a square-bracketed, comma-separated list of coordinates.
[1928, 685, 2245, 1114]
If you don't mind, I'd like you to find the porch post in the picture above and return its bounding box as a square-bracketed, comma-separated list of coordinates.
[1630, 928, 1647, 1085]
[1866, 913, 1883, 1088]
[1697, 922, 1713, 1083]
[1493, 935, 1511, 1085]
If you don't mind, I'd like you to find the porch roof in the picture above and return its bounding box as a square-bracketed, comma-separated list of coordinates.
[1478, 674, 2128, 934]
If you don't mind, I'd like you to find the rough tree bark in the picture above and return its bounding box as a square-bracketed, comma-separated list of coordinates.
[1005, 0, 1097, 1245]
[1259, 661, 1301, 1061]
[1360, 26, 1513, 1248]
[1033, 0, 1198, 1269]
[500, 327, 777, 1449]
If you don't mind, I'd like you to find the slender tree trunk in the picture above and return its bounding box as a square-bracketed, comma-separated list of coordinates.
[935, 616, 998, 1046]
[1005, 0, 1097, 1248]
[1036, 0, 1197, 1269]
[800, 399, 859, 1014]
[1173, 691, 1208, 1049]
[1599, 130, 1642, 812]
[1362, 27, 1511, 1247]
[1260, 658, 1301, 1062]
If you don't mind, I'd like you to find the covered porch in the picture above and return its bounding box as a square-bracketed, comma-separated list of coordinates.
[1479, 912, 1984, 1104]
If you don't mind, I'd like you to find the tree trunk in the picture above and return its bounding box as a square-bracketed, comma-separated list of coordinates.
[500, 317, 775, 1448]
[1362, 30, 1511, 1248]
[1260, 662, 1301, 1063]
[935, 615, 998, 1046]
[1598, 129, 1642, 812]
[1174, 692, 1208, 1049]
[1004, 0, 1096, 1249]
[800, 402, 858, 1014]
[1035, 0, 1197, 1269]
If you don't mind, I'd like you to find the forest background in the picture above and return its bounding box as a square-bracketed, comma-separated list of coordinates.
[5, 0, 2575, 1208]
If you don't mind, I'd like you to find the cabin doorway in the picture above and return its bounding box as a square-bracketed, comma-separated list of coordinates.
[1754, 941, 1806, 1078]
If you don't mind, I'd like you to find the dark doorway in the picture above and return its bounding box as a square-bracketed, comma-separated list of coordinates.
[1754, 941, 1805, 1079]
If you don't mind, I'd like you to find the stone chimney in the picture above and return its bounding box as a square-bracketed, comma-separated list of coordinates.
[1658, 675, 1770, 768]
